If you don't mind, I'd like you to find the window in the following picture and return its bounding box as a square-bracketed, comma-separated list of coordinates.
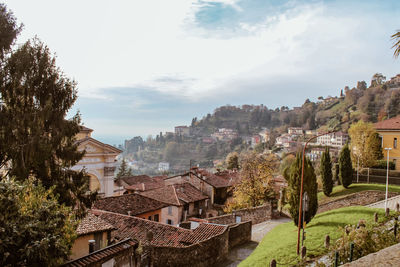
[148, 215, 152, 220]
[168, 206, 172, 215]
[394, 159, 397, 169]
[167, 219, 173, 225]
[394, 138, 398, 149]
[154, 214, 159, 222]
[184, 203, 189, 211]
[194, 201, 199, 209]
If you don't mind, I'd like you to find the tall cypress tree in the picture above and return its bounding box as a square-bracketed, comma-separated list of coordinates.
[339, 144, 353, 188]
[320, 147, 333, 196]
[284, 153, 318, 226]
[0, 38, 95, 216]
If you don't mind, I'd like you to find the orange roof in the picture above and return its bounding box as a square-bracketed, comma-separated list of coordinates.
[374, 115, 400, 130]
[76, 213, 116, 236]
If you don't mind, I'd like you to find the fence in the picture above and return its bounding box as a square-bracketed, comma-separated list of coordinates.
[352, 168, 400, 185]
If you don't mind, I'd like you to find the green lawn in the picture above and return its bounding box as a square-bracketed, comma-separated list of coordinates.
[318, 183, 400, 205]
[240, 206, 388, 267]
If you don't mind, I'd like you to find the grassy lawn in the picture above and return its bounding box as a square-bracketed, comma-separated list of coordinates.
[318, 183, 400, 205]
[240, 206, 388, 267]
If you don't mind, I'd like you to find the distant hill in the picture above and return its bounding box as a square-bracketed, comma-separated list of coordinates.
[124, 73, 400, 174]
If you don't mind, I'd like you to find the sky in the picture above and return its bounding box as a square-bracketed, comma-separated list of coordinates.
[4, 0, 400, 145]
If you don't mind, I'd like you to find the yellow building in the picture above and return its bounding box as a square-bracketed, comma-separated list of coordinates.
[72, 126, 122, 197]
[375, 116, 400, 170]
[70, 213, 115, 260]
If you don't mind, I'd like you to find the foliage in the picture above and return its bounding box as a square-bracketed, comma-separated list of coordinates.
[339, 144, 353, 188]
[0, 4, 22, 57]
[331, 218, 399, 265]
[225, 152, 239, 170]
[392, 30, 400, 58]
[0, 38, 96, 216]
[348, 120, 383, 168]
[372, 160, 396, 170]
[284, 153, 318, 226]
[0, 178, 77, 266]
[333, 163, 340, 184]
[116, 158, 132, 180]
[320, 147, 333, 196]
[224, 153, 276, 212]
[239, 206, 387, 267]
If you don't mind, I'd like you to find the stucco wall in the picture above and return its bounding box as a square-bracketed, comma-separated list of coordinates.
[70, 232, 108, 260]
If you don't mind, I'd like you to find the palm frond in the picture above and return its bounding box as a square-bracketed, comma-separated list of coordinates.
[391, 30, 400, 58]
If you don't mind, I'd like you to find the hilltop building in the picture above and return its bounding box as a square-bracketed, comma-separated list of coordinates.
[175, 126, 190, 136]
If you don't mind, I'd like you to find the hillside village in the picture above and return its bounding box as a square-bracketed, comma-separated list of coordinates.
[2, 2, 400, 267]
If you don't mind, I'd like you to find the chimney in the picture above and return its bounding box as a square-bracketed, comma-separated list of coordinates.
[89, 240, 95, 253]
[128, 211, 131, 216]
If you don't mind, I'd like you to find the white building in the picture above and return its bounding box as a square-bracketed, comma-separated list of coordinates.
[158, 162, 170, 172]
[316, 132, 348, 148]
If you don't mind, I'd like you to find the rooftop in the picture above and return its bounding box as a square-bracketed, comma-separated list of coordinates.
[117, 175, 165, 192]
[76, 213, 116, 236]
[190, 168, 240, 188]
[63, 238, 137, 267]
[92, 193, 169, 216]
[374, 115, 400, 130]
[91, 210, 227, 248]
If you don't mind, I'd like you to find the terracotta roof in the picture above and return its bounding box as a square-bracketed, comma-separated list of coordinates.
[79, 125, 93, 132]
[191, 168, 239, 188]
[92, 193, 169, 216]
[174, 183, 209, 203]
[139, 185, 182, 206]
[139, 183, 208, 206]
[76, 213, 116, 236]
[90, 210, 227, 248]
[374, 115, 400, 130]
[117, 175, 165, 191]
[64, 238, 137, 267]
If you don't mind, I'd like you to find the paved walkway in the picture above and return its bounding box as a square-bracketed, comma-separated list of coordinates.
[367, 194, 400, 210]
[222, 217, 291, 267]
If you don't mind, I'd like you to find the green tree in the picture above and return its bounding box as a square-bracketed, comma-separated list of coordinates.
[320, 147, 333, 196]
[116, 158, 132, 179]
[225, 153, 276, 212]
[284, 153, 318, 226]
[0, 178, 77, 266]
[0, 38, 95, 216]
[392, 30, 400, 58]
[339, 144, 353, 188]
[0, 4, 22, 57]
[226, 152, 239, 170]
[334, 163, 340, 185]
[348, 120, 382, 168]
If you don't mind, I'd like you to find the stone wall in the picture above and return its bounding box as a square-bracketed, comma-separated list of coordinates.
[207, 202, 272, 225]
[152, 228, 229, 267]
[228, 221, 252, 249]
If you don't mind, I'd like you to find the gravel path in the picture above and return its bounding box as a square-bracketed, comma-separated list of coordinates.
[367, 194, 400, 210]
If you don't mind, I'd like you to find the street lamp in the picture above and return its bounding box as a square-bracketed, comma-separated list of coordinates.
[297, 131, 336, 255]
[384, 147, 392, 211]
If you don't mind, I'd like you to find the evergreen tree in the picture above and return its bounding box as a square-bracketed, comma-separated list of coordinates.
[334, 163, 340, 185]
[320, 147, 333, 196]
[0, 38, 95, 216]
[284, 153, 318, 226]
[116, 158, 132, 179]
[226, 152, 239, 170]
[339, 144, 353, 188]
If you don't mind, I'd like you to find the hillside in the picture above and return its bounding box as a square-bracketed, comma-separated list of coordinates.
[124, 73, 400, 174]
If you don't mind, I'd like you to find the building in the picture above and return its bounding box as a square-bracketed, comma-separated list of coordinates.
[158, 162, 170, 172]
[259, 129, 270, 142]
[175, 126, 190, 136]
[92, 193, 172, 223]
[288, 127, 303, 135]
[374, 115, 400, 170]
[316, 131, 348, 148]
[211, 128, 238, 141]
[115, 175, 165, 194]
[140, 183, 209, 224]
[70, 213, 116, 260]
[276, 133, 293, 146]
[72, 126, 122, 197]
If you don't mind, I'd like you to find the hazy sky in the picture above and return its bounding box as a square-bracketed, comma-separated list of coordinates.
[4, 0, 400, 144]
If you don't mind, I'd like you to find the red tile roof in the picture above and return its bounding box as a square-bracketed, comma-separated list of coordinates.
[191, 168, 240, 188]
[64, 238, 137, 267]
[76, 213, 116, 236]
[92, 193, 169, 216]
[117, 175, 165, 191]
[374, 115, 400, 130]
[139, 183, 208, 206]
[90, 210, 228, 248]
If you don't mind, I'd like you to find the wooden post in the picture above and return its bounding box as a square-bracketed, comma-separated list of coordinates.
[374, 212, 378, 223]
[367, 168, 370, 183]
[270, 259, 277, 267]
[301, 246, 307, 259]
[325, 235, 330, 249]
[349, 242, 354, 262]
[386, 208, 390, 217]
